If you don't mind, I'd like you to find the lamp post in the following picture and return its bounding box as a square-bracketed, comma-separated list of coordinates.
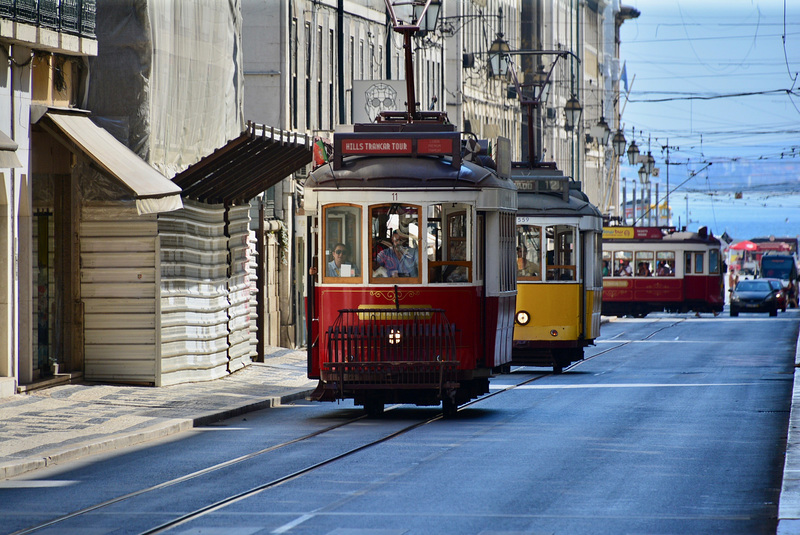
[488, 45, 580, 167]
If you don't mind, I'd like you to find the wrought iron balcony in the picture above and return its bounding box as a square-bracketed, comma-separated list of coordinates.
[0, 0, 95, 39]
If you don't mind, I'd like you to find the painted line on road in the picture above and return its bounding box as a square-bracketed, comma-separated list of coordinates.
[491, 382, 755, 390]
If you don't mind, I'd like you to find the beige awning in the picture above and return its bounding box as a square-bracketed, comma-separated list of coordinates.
[38, 111, 183, 215]
[0, 129, 22, 168]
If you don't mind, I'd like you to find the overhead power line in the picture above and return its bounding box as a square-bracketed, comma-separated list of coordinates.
[627, 89, 799, 103]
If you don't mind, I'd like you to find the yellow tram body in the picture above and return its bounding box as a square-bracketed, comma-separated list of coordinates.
[510, 169, 604, 373]
[514, 283, 601, 342]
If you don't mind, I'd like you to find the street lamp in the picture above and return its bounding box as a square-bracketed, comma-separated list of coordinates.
[612, 130, 626, 157]
[414, 0, 441, 37]
[531, 64, 550, 104]
[638, 165, 649, 185]
[595, 117, 611, 145]
[488, 34, 511, 78]
[626, 139, 639, 166]
[643, 151, 655, 175]
[564, 95, 582, 131]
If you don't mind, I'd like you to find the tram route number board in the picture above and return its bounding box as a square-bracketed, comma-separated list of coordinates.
[341, 138, 453, 156]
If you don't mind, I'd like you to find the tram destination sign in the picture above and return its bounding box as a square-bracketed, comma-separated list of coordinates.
[342, 139, 413, 155]
[333, 132, 461, 170]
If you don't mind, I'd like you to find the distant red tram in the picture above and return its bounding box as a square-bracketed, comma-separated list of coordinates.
[602, 226, 725, 317]
[304, 119, 517, 417]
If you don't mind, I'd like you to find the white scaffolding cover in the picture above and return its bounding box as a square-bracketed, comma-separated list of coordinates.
[87, 0, 244, 178]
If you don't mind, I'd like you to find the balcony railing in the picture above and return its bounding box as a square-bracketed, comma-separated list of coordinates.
[0, 0, 95, 39]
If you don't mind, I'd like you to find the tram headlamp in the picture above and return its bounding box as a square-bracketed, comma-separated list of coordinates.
[550, 329, 559, 337]
[389, 328, 402, 345]
[516, 311, 530, 325]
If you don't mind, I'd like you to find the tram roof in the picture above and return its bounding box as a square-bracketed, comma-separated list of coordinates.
[517, 189, 602, 218]
[307, 155, 516, 191]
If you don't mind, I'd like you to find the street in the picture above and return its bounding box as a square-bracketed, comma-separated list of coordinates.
[1, 311, 798, 535]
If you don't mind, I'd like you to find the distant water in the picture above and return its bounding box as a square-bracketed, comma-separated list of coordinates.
[662, 190, 800, 242]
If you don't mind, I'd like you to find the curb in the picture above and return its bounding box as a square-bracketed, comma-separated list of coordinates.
[777, 324, 800, 534]
[0, 387, 315, 480]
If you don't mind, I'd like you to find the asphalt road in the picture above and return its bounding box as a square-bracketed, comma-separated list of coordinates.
[2, 311, 798, 535]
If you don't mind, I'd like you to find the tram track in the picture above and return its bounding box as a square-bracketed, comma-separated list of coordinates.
[12, 320, 681, 535]
[11, 367, 568, 535]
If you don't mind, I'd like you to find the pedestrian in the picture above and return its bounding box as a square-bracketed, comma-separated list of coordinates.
[788, 279, 798, 308]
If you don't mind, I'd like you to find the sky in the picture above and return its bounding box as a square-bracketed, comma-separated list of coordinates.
[617, 0, 800, 196]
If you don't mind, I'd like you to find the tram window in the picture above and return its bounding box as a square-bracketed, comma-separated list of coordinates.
[602, 250, 611, 277]
[656, 251, 675, 276]
[516, 224, 542, 281]
[370, 204, 421, 282]
[427, 203, 472, 283]
[685, 252, 693, 274]
[614, 250, 633, 276]
[709, 249, 720, 274]
[545, 225, 576, 281]
[322, 204, 362, 281]
[695, 253, 704, 274]
[635, 251, 654, 277]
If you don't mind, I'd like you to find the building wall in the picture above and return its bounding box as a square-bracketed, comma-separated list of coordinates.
[445, 0, 522, 158]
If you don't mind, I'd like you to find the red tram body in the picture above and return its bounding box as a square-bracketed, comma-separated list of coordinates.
[602, 226, 725, 317]
[304, 120, 517, 417]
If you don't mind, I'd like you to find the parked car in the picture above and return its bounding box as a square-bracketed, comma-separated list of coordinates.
[730, 279, 780, 317]
[764, 278, 788, 312]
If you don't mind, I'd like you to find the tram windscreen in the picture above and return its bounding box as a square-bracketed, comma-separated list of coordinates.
[516, 224, 542, 280]
[370, 204, 421, 280]
[545, 225, 576, 281]
[322, 205, 362, 280]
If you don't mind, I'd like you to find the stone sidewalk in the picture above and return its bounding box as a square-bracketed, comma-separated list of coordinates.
[0, 347, 317, 479]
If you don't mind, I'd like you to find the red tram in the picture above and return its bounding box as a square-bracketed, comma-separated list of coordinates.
[304, 121, 517, 417]
[602, 226, 725, 317]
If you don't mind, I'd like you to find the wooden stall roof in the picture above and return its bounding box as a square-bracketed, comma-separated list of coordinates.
[173, 121, 313, 205]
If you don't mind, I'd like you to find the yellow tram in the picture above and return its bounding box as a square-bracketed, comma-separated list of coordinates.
[511, 167, 604, 373]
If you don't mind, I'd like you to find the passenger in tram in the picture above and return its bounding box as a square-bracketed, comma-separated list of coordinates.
[327, 243, 359, 277]
[618, 258, 633, 276]
[637, 262, 651, 277]
[657, 261, 672, 277]
[517, 246, 539, 277]
[375, 230, 418, 277]
[602, 260, 610, 276]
